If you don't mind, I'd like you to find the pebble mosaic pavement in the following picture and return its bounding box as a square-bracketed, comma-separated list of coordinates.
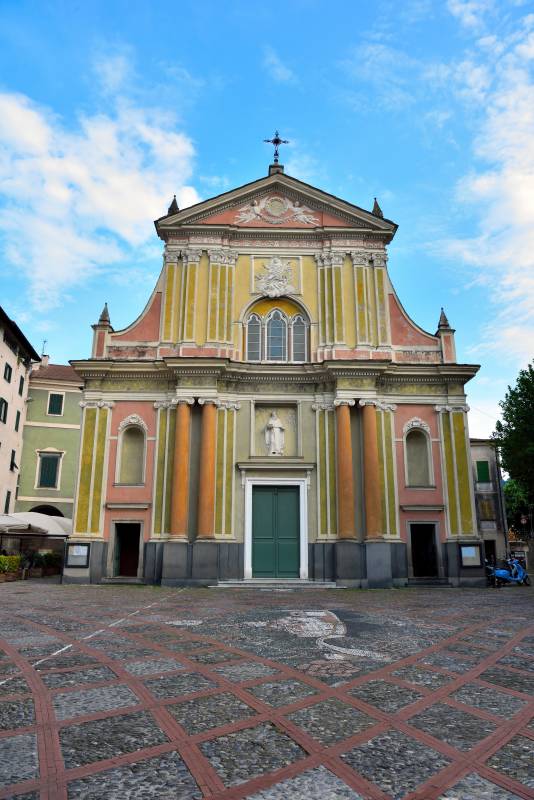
[0, 583, 532, 799]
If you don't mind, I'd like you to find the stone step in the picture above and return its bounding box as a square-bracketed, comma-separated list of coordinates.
[210, 579, 341, 590]
[407, 578, 451, 587]
[100, 577, 147, 585]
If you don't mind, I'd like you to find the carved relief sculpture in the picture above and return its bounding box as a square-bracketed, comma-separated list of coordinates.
[256, 256, 296, 297]
[236, 194, 320, 226]
[265, 411, 285, 455]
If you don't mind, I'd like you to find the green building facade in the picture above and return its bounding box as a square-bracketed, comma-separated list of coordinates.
[16, 359, 82, 518]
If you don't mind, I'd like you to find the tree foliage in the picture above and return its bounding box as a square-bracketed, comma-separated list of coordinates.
[492, 363, 534, 505]
[503, 479, 529, 531]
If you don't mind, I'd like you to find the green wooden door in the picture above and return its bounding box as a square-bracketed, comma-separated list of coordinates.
[252, 486, 299, 577]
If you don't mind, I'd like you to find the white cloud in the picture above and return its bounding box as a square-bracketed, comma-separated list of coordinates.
[447, 0, 494, 30]
[444, 17, 534, 364]
[262, 47, 297, 83]
[0, 56, 200, 307]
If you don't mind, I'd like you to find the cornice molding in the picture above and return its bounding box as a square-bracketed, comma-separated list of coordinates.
[434, 404, 470, 413]
[79, 400, 114, 409]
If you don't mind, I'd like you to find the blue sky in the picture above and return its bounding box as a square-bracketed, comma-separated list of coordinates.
[1, 0, 533, 437]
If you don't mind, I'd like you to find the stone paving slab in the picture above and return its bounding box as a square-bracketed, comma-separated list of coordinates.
[408, 702, 497, 751]
[341, 728, 451, 797]
[200, 722, 307, 786]
[0, 732, 39, 788]
[348, 678, 423, 712]
[479, 667, 534, 695]
[41, 664, 118, 688]
[167, 691, 256, 734]
[0, 698, 35, 730]
[245, 764, 364, 798]
[213, 661, 279, 683]
[486, 734, 534, 789]
[59, 710, 169, 768]
[451, 682, 528, 718]
[0, 676, 30, 696]
[392, 664, 452, 689]
[53, 683, 140, 720]
[247, 678, 318, 707]
[122, 657, 184, 676]
[0, 582, 532, 800]
[144, 670, 218, 699]
[66, 751, 202, 799]
[287, 696, 376, 745]
[438, 772, 523, 799]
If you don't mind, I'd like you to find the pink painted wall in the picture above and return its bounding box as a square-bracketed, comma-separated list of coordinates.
[389, 294, 439, 347]
[110, 292, 162, 343]
[103, 401, 157, 542]
[394, 404, 446, 542]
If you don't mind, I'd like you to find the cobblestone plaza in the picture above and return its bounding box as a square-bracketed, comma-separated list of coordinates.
[0, 583, 532, 799]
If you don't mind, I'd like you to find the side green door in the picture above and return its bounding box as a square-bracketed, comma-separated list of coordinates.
[252, 486, 299, 577]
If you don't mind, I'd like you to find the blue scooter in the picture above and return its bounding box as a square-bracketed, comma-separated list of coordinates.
[486, 557, 531, 587]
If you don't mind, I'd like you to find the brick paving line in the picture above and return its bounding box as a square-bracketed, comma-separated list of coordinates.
[8, 613, 389, 799]
[0, 590, 182, 689]
[0, 590, 185, 800]
[63, 617, 533, 799]
[2, 597, 532, 800]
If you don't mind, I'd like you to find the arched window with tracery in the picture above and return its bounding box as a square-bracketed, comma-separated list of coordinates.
[405, 426, 432, 486]
[246, 314, 261, 361]
[118, 424, 146, 485]
[244, 305, 309, 363]
[266, 310, 287, 361]
[291, 315, 307, 361]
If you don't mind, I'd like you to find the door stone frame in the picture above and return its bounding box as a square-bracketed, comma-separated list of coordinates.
[108, 520, 145, 579]
[406, 520, 443, 578]
[244, 477, 308, 580]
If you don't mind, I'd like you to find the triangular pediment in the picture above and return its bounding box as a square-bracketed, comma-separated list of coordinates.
[155, 171, 397, 239]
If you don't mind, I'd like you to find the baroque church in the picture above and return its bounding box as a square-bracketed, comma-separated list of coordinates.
[66, 152, 484, 587]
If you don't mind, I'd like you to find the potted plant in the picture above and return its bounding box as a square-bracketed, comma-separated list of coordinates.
[4, 555, 22, 581]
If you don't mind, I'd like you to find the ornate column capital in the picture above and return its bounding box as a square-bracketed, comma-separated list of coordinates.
[358, 399, 396, 412]
[164, 247, 181, 264]
[182, 248, 201, 265]
[434, 404, 469, 413]
[370, 251, 388, 268]
[350, 250, 370, 266]
[198, 398, 221, 407]
[220, 401, 241, 411]
[80, 400, 114, 409]
[175, 397, 195, 406]
[312, 402, 335, 411]
[334, 399, 356, 407]
[207, 248, 238, 267]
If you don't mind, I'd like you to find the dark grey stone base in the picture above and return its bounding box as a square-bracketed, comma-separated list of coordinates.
[443, 540, 486, 587]
[158, 541, 244, 586]
[67, 538, 483, 588]
[62, 541, 108, 585]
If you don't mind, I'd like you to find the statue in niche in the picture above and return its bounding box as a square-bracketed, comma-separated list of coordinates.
[265, 411, 285, 456]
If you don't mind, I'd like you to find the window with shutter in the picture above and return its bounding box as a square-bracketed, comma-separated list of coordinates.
[0, 398, 7, 424]
[476, 460, 490, 482]
[47, 393, 64, 415]
[38, 453, 61, 488]
[4, 363, 12, 382]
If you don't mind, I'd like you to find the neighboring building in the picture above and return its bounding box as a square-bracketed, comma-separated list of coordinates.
[16, 357, 82, 518]
[67, 158, 483, 587]
[470, 439, 508, 564]
[0, 306, 40, 515]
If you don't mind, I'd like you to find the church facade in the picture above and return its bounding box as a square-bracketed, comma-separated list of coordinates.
[66, 162, 484, 587]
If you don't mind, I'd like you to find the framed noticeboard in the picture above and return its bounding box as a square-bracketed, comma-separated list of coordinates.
[460, 544, 482, 567]
[65, 543, 90, 568]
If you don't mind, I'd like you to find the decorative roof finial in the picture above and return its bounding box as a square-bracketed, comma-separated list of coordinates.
[438, 307, 450, 328]
[264, 130, 289, 165]
[98, 302, 110, 325]
[167, 195, 179, 215]
[372, 197, 383, 218]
